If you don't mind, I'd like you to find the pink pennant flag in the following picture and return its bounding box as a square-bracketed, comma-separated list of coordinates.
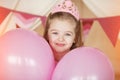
[40, 16, 46, 26]
[82, 19, 93, 41]
[13, 12, 37, 29]
[0, 7, 10, 24]
[98, 16, 120, 46]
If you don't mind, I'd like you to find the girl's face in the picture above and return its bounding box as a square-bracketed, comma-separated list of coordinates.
[48, 19, 76, 56]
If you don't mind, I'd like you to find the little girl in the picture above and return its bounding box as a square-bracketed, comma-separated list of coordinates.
[44, 0, 83, 62]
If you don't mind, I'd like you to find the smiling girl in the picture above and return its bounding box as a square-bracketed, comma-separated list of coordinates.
[44, 0, 83, 62]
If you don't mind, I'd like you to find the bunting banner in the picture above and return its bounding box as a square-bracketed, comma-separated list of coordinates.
[0, 6, 46, 35]
[0, 6, 120, 47]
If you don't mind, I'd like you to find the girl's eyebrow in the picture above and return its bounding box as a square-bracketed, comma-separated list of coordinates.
[66, 31, 74, 35]
[49, 29, 58, 32]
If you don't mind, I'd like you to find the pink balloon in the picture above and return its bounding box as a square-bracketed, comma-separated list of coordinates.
[0, 29, 55, 80]
[52, 47, 115, 80]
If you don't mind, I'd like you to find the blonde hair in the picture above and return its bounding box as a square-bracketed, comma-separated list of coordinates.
[44, 12, 83, 49]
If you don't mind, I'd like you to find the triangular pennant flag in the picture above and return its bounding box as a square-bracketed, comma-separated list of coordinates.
[82, 19, 94, 41]
[14, 11, 37, 20]
[0, 7, 11, 24]
[98, 16, 120, 46]
[40, 16, 46, 26]
[13, 12, 37, 29]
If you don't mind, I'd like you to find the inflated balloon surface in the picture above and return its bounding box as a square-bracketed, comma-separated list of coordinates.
[0, 29, 55, 80]
[52, 47, 115, 80]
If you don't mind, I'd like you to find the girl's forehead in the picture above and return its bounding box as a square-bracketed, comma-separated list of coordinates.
[50, 18, 76, 26]
[49, 19, 76, 32]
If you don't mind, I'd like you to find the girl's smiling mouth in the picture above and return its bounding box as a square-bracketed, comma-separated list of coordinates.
[56, 43, 65, 47]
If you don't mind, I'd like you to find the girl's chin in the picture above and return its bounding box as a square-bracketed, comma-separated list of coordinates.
[54, 49, 69, 54]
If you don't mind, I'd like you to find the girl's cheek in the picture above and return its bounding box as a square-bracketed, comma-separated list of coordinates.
[65, 37, 75, 44]
[64, 36, 74, 40]
[48, 35, 58, 42]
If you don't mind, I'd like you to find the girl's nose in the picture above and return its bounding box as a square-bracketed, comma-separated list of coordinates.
[58, 35, 64, 41]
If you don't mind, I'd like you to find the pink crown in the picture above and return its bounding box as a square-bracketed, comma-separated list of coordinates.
[51, 0, 80, 20]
